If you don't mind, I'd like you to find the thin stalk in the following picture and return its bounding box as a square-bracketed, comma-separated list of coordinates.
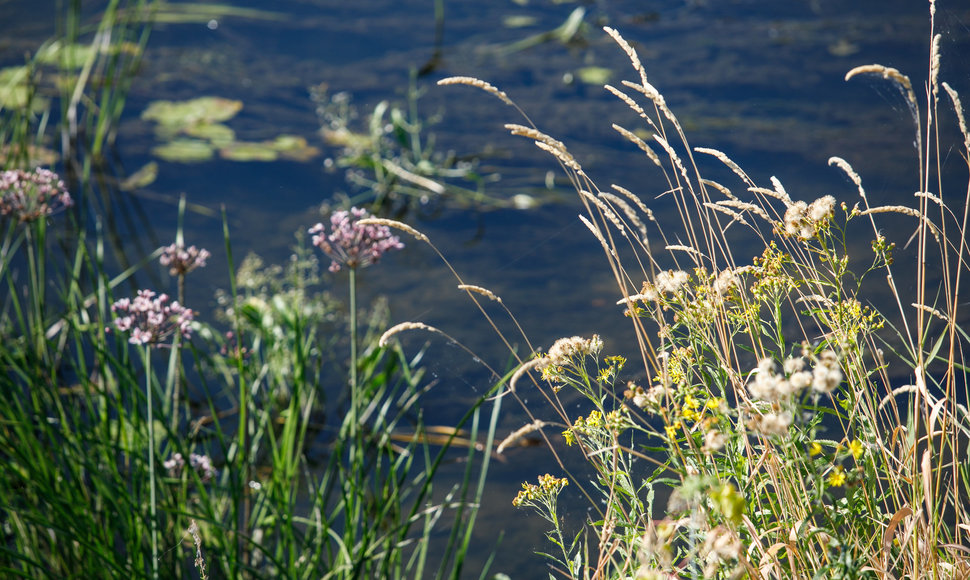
[143, 343, 158, 580]
[346, 264, 364, 569]
[349, 266, 358, 412]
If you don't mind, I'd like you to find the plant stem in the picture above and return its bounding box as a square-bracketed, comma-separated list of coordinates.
[145, 343, 158, 580]
[349, 266, 358, 409]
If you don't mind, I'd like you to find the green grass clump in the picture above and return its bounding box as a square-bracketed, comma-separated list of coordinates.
[0, 192, 502, 578]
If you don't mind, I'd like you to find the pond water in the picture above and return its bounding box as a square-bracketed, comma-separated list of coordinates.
[3, 0, 969, 576]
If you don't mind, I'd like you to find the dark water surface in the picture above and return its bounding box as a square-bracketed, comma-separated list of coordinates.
[3, 0, 970, 576]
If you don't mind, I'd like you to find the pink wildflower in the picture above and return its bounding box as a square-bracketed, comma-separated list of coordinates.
[308, 207, 403, 272]
[159, 243, 210, 276]
[0, 168, 73, 223]
[109, 289, 194, 346]
[164, 452, 218, 482]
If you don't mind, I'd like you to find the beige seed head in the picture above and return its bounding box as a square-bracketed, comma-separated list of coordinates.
[930, 34, 942, 101]
[458, 284, 502, 303]
[611, 184, 651, 215]
[942, 83, 970, 153]
[535, 141, 581, 172]
[703, 202, 750, 226]
[578, 214, 616, 257]
[664, 244, 704, 257]
[581, 190, 627, 237]
[378, 322, 439, 347]
[914, 191, 944, 208]
[356, 218, 429, 243]
[748, 186, 791, 204]
[603, 26, 648, 88]
[509, 358, 544, 393]
[506, 124, 567, 151]
[496, 420, 551, 455]
[599, 192, 647, 238]
[700, 178, 735, 200]
[695, 147, 754, 187]
[437, 76, 513, 106]
[828, 157, 866, 199]
[911, 303, 948, 322]
[845, 65, 919, 122]
[612, 124, 662, 167]
[716, 199, 770, 221]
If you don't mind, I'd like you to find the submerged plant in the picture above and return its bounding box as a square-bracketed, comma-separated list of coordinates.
[311, 78, 522, 213]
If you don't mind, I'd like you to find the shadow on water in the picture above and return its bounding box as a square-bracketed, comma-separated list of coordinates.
[3, 0, 970, 576]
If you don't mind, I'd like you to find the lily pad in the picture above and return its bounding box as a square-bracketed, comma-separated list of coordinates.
[184, 122, 236, 147]
[574, 66, 612, 85]
[152, 139, 215, 163]
[503, 15, 538, 28]
[141, 96, 243, 130]
[0, 66, 49, 111]
[219, 141, 279, 162]
[267, 135, 320, 161]
[119, 162, 159, 191]
[0, 143, 58, 167]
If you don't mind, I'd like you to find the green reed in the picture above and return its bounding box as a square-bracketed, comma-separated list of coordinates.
[0, 196, 501, 577]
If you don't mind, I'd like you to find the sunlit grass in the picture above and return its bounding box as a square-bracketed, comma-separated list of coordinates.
[413, 3, 970, 578]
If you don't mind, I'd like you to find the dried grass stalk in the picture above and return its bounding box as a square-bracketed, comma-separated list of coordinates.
[496, 420, 551, 454]
[437, 76, 514, 106]
[701, 178, 735, 200]
[844, 65, 918, 111]
[914, 191, 944, 208]
[579, 214, 616, 258]
[695, 147, 754, 187]
[581, 190, 627, 237]
[942, 83, 970, 153]
[357, 218, 430, 243]
[665, 244, 704, 258]
[717, 199, 771, 221]
[611, 184, 652, 217]
[599, 192, 647, 238]
[703, 202, 750, 226]
[612, 124, 662, 167]
[379, 322, 440, 347]
[509, 358, 544, 393]
[458, 284, 503, 303]
[911, 303, 949, 322]
[535, 141, 581, 172]
[828, 157, 866, 199]
[506, 124, 567, 152]
[603, 26, 649, 88]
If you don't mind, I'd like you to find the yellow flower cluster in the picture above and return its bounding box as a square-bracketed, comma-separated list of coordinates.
[751, 243, 800, 301]
[512, 473, 569, 507]
[563, 408, 632, 445]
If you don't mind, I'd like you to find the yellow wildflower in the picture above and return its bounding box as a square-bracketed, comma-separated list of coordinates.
[827, 466, 847, 487]
[562, 429, 576, 446]
[705, 397, 724, 411]
[665, 421, 681, 440]
[848, 439, 864, 460]
[683, 394, 699, 410]
[809, 441, 823, 456]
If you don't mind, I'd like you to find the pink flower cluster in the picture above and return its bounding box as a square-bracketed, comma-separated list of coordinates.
[163, 452, 218, 483]
[308, 207, 403, 272]
[110, 289, 194, 346]
[0, 168, 73, 223]
[159, 243, 211, 276]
